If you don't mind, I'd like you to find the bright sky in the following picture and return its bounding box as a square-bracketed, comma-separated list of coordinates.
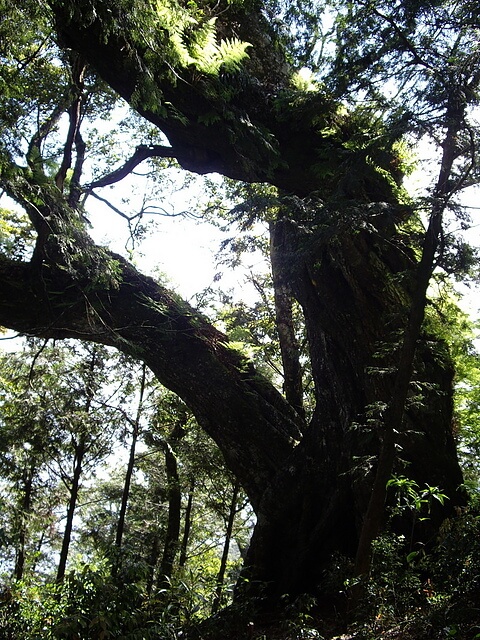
[1, 103, 479, 334]
[78, 96, 480, 322]
[85, 168, 268, 306]
[88, 201, 224, 299]
[403, 138, 480, 320]
[85, 151, 480, 326]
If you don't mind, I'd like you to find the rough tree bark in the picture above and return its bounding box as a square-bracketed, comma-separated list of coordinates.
[0, 142, 463, 606]
[0, 0, 467, 606]
[353, 93, 467, 580]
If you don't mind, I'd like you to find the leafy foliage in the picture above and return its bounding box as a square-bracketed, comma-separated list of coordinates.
[0, 563, 178, 639]
[345, 500, 480, 640]
[0, 208, 34, 259]
[0, 337, 253, 635]
[0, 0, 480, 638]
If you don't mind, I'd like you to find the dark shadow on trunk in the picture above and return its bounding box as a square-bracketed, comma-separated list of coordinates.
[270, 221, 305, 419]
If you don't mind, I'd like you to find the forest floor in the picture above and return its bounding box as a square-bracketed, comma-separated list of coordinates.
[181, 604, 459, 640]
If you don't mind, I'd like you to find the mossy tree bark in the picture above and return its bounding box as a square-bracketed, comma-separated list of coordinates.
[0, 0, 468, 605]
[0, 172, 463, 600]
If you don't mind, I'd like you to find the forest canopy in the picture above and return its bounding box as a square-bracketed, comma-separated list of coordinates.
[0, 0, 480, 638]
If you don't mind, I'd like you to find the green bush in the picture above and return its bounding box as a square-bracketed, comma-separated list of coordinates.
[0, 563, 179, 639]
[426, 504, 480, 638]
[349, 500, 480, 639]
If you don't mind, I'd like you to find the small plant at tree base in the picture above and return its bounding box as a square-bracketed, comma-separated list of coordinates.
[386, 476, 448, 518]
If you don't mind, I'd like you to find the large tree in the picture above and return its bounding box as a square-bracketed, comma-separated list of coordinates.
[0, 0, 478, 606]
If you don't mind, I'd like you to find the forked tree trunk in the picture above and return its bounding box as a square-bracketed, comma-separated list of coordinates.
[0, 208, 464, 602]
[8, 7, 462, 606]
[238, 217, 464, 602]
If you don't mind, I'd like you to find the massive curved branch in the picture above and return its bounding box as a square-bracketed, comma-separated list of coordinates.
[0, 171, 303, 507]
[49, 0, 402, 202]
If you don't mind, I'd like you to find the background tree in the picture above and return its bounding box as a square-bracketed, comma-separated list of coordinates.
[0, 351, 56, 580]
[50, 343, 122, 582]
[0, 340, 133, 581]
[113, 361, 147, 556]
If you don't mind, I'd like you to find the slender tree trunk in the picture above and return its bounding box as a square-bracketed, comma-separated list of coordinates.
[57, 348, 98, 582]
[56, 439, 85, 582]
[211, 480, 240, 614]
[14, 463, 35, 581]
[30, 529, 45, 575]
[55, 52, 86, 194]
[270, 221, 305, 418]
[157, 426, 183, 591]
[115, 363, 147, 551]
[146, 480, 165, 596]
[179, 479, 195, 569]
[146, 533, 162, 596]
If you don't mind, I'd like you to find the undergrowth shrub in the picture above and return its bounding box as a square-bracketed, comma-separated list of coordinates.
[0, 563, 179, 639]
[350, 498, 480, 639]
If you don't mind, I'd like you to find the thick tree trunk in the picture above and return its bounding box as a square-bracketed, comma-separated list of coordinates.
[0, 0, 466, 605]
[238, 216, 464, 602]
[354, 106, 463, 580]
[0, 253, 302, 510]
[0, 187, 464, 602]
[49, 0, 404, 200]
